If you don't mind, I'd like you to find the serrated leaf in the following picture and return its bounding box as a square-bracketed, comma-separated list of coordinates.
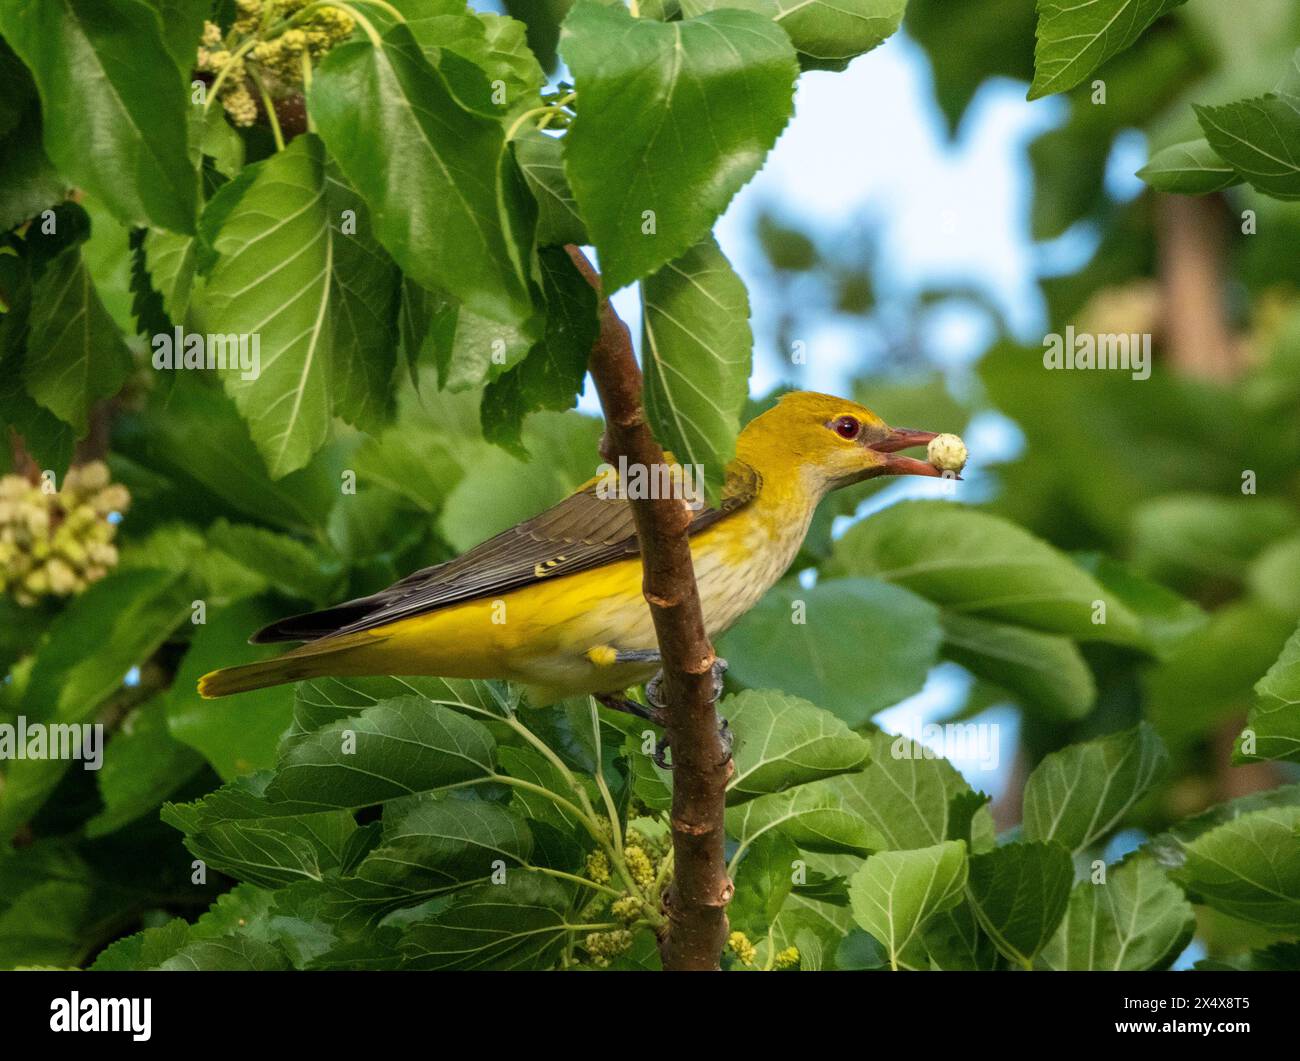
[641, 236, 752, 500]
[481, 245, 598, 452]
[515, 129, 587, 247]
[398, 873, 574, 969]
[1029, 0, 1188, 100]
[1167, 805, 1300, 931]
[724, 688, 872, 804]
[324, 170, 401, 431]
[1022, 723, 1167, 855]
[163, 775, 355, 887]
[1195, 85, 1300, 202]
[726, 780, 885, 856]
[0, 0, 197, 232]
[1138, 138, 1242, 195]
[142, 227, 196, 325]
[681, 0, 905, 72]
[829, 501, 1145, 645]
[965, 841, 1073, 969]
[323, 797, 534, 927]
[848, 840, 968, 970]
[560, 0, 797, 291]
[24, 244, 132, 433]
[309, 20, 538, 331]
[265, 696, 498, 811]
[722, 578, 942, 726]
[1237, 623, 1300, 764]
[201, 134, 333, 478]
[1039, 855, 1194, 970]
[828, 731, 997, 852]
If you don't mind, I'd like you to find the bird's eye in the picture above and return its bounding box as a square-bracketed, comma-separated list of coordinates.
[831, 415, 861, 440]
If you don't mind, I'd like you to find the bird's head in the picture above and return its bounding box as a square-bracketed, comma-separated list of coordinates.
[736, 391, 953, 497]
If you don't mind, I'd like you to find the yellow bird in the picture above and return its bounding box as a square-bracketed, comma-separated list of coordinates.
[198, 392, 953, 710]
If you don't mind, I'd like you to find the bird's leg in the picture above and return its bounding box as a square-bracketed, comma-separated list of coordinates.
[645, 657, 732, 769]
[594, 691, 664, 726]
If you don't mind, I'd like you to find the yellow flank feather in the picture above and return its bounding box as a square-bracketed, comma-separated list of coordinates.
[198, 392, 953, 705]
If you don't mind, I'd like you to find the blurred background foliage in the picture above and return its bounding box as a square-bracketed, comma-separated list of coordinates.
[1, 0, 1298, 969]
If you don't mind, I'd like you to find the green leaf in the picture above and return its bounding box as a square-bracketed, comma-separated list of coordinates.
[514, 129, 587, 247]
[142, 227, 196, 326]
[560, 0, 797, 291]
[1195, 86, 1300, 201]
[323, 797, 534, 927]
[166, 598, 299, 780]
[681, 0, 905, 72]
[0, 0, 196, 232]
[923, 900, 1000, 970]
[1131, 493, 1297, 587]
[829, 501, 1145, 645]
[721, 577, 942, 726]
[1029, 0, 1188, 100]
[1237, 623, 1300, 764]
[265, 696, 498, 811]
[1022, 723, 1168, 855]
[1145, 602, 1295, 751]
[641, 236, 752, 500]
[727, 780, 885, 857]
[1074, 553, 1206, 659]
[1166, 805, 1300, 931]
[848, 840, 968, 970]
[940, 612, 1095, 721]
[829, 732, 997, 852]
[163, 774, 355, 887]
[1039, 855, 1195, 970]
[85, 695, 204, 838]
[1138, 138, 1242, 195]
[201, 134, 333, 479]
[724, 688, 872, 804]
[309, 20, 537, 330]
[481, 246, 599, 452]
[398, 873, 574, 969]
[24, 245, 132, 434]
[727, 831, 800, 935]
[113, 375, 342, 533]
[0, 105, 67, 232]
[324, 169, 401, 432]
[965, 841, 1073, 969]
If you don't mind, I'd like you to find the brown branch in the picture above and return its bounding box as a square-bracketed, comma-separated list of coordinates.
[566, 245, 734, 971]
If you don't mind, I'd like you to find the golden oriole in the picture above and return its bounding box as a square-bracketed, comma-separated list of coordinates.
[198, 391, 958, 707]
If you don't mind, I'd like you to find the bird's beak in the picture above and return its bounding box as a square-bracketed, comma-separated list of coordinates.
[867, 427, 955, 478]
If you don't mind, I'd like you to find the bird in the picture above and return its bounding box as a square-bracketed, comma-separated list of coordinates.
[198, 391, 956, 713]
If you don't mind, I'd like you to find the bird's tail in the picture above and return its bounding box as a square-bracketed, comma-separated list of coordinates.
[197, 634, 387, 699]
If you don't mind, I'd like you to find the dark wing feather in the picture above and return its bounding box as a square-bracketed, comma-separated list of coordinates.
[251, 462, 760, 644]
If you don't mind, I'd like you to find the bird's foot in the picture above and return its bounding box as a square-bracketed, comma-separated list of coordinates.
[645, 657, 731, 770]
[654, 717, 732, 770]
[644, 656, 728, 712]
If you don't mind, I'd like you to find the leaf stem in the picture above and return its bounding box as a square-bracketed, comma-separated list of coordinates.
[249, 68, 285, 151]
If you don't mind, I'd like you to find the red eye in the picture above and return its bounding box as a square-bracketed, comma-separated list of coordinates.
[832, 415, 861, 440]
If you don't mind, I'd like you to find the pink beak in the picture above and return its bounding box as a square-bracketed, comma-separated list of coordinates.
[868, 427, 956, 478]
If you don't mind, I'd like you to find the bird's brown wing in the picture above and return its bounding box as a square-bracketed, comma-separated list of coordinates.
[251, 462, 761, 644]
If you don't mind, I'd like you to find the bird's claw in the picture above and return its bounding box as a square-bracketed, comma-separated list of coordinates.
[645, 656, 728, 711]
[653, 716, 732, 771]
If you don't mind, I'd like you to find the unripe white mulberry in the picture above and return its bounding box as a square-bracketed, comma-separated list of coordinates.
[927, 433, 968, 473]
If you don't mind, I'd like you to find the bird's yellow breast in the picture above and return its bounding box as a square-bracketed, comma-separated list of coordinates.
[354, 485, 817, 705]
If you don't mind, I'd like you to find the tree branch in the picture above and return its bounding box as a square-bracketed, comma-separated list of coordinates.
[566, 245, 734, 971]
